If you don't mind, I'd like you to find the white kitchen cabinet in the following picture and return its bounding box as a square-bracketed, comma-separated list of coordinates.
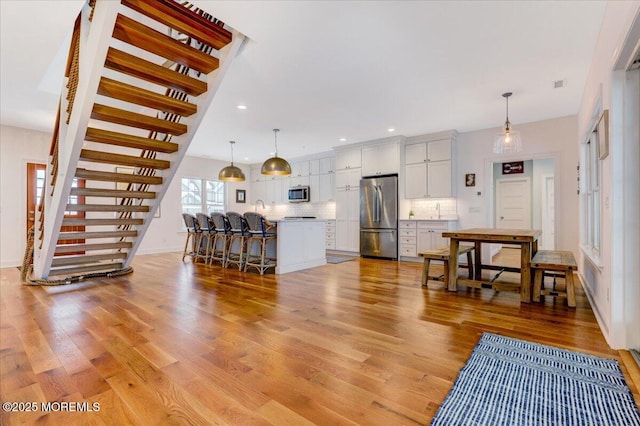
[361, 141, 399, 177]
[416, 221, 451, 253]
[319, 157, 335, 174]
[325, 219, 336, 250]
[398, 220, 417, 257]
[251, 180, 266, 204]
[404, 137, 454, 198]
[290, 161, 310, 177]
[318, 173, 335, 201]
[335, 147, 362, 170]
[250, 167, 265, 183]
[265, 176, 283, 204]
[335, 168, 361, 190]
[335, 187, 360, 252]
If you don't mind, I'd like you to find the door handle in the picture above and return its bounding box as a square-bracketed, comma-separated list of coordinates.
[500, 216, 504, 220]
[362, 229, 395, 233]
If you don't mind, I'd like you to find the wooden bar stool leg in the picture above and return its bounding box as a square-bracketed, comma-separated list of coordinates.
[443, 260, 450, 290]
[566, 271, 576, 308]
[421, 258, 430, 286]
[533, 268, 543, 302]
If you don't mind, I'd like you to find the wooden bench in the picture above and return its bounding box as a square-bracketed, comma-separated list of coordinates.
[531, 250, 578, 307]
[419, 245, 474, 289]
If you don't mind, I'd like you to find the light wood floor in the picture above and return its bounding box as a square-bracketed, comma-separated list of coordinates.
[1, 250, 638, 425]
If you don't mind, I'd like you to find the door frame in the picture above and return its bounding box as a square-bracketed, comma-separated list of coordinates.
[541, 174, 555, 250]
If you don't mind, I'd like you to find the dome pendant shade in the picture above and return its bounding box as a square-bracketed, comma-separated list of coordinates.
[218, 164, 245, 181]
[493, 92, 523, 154]
[261, 128, 291, 175]
[261, 156, 292, 175]
[218, 141, 246, 182]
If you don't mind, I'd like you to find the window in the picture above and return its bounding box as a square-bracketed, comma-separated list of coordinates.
[584, 125, 601, 254]
[181, 177, 225, 216]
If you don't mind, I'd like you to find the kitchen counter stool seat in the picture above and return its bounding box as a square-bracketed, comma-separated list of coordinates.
[225, 212, 249, 270]
[181, 213, 201, 262]
[243, 212, 277, 275]
[209, 213, 231, 266]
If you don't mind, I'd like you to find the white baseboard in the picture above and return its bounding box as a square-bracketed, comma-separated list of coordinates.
[578, 271, 613, 348]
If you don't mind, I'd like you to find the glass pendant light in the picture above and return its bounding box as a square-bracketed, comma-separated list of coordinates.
[494, 92, 523, 154]
[218, 141, 245, 182]
[261, 129, 291, 175]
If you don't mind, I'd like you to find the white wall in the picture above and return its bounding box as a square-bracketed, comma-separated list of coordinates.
[0, 125, 51, 267]
[455, 116, 578, 254]
[576, 2, 640, 348]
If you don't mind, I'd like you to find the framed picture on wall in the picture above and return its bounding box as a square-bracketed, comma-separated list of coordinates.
[465, 173, 476, 187]
[598, 109, 609, 160]
[236, 189, 246, 203]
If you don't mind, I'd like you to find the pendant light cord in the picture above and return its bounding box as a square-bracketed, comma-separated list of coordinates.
[229, 141, 235, 165]
[273, 128, 280, 157]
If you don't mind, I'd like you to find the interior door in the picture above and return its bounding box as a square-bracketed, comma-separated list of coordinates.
[495, 177, 531, 229]
[27, 163, 85, 255]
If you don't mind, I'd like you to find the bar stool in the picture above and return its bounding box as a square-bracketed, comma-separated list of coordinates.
[225, 212, 248, 270]
[181, 213, 200, 261]
[209, 212, 231, 266]
[243, 212, 277, 275]
[196, 213, 214, 263]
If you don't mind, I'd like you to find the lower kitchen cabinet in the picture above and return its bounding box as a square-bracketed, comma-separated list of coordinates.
[335, 188, 359, 252]
[399, 220, 457, 261]
[325, 219, 336, 250]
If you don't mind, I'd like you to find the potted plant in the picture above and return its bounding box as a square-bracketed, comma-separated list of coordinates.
[409, 210, 415, 219]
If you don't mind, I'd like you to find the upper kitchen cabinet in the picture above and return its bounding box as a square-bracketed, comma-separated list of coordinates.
[335, 147, 362, 170]
[404, 130, 457, 199]
[250, 167, 265, 183]
[361, 139, 400, 177]
[310, 156, 335, 202]
[290, 161, 310, 177]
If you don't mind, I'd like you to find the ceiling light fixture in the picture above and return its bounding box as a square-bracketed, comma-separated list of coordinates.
[387, 128, 395, 132]
[339, 138, 346, 142]
[261, 129, 291, 175]
[494, 92, 522, 154]
[218, 140, 245, 182]
[237, 105, 247, 110]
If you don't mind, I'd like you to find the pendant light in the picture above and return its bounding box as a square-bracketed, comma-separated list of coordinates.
[218, 141, 245, 182]
[494, 92, 523, 154]
[261, 129, 291, 175]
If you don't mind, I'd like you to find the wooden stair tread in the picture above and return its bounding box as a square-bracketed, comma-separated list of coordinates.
[75, 168, 163, 185]
[80, 149, 170, 169]
[104, 48, 207, 96]
[63, 218, 144, 226]
[51, 252, 128, 267]
[121, 0, 232, 50]
[58, 230, 138, 240]
[55, 242, 133, 253]
[70, 187, 156, 199]
[113, 14, 219, 74]
[85, 127, 179, 153]
[91, 104, 187, 136]
[65, 204, 149, 212]
[97, 77, 197, 117]
[48, 262, 125, 277]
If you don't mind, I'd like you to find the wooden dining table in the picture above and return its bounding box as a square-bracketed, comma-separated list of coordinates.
[442, 228, 542, 302]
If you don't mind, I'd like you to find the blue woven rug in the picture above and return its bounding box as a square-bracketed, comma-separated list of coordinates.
[432, 333, 640, 426]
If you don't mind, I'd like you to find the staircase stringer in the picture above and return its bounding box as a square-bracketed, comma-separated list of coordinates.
[123, 29, 247, 269]
[35, 1, 123, 279]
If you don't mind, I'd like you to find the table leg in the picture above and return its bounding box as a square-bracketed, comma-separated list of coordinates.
[448, 239, 459, 291]
[474, 241, 482, 279]
[532, 239, 538, 256]
[520, 242, 531, 303]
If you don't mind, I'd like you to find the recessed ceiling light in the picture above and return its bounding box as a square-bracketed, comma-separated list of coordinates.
[243, 157, 249, 161]
[339, 138, 346, 142]
[237, 105, 247, 110]
[269, 152, 275, 156]
[387, 128, 395, 132]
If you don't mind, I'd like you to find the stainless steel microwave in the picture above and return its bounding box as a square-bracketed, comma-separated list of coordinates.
[288, 185, 310, 203]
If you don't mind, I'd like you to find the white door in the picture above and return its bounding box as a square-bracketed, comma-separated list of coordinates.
[541, 175, 555, 249]
[495, 177, 532, 229]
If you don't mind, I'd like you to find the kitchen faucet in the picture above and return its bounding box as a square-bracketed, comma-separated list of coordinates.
[436, 202, 441, 219]
[255, 199, 265, 213]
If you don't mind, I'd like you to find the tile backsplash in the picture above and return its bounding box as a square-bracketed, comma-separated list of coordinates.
[255, 202, 337, 220]
[409, 198, 457, 219]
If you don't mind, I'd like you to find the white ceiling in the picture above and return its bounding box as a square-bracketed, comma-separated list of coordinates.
[0, 1, 607, 164]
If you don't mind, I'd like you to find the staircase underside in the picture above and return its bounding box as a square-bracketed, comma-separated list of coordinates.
[33, 0, 241, 280]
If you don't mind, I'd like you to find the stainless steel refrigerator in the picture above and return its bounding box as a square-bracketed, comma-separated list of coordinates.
[360, 174, 398, 259]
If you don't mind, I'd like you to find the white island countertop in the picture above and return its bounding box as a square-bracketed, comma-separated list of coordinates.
[274, 219, 327, 274]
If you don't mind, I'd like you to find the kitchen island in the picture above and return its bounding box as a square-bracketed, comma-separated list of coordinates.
[272, 218, 327, 274]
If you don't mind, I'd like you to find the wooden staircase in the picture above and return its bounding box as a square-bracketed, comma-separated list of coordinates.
[31, 0, 245, 280]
